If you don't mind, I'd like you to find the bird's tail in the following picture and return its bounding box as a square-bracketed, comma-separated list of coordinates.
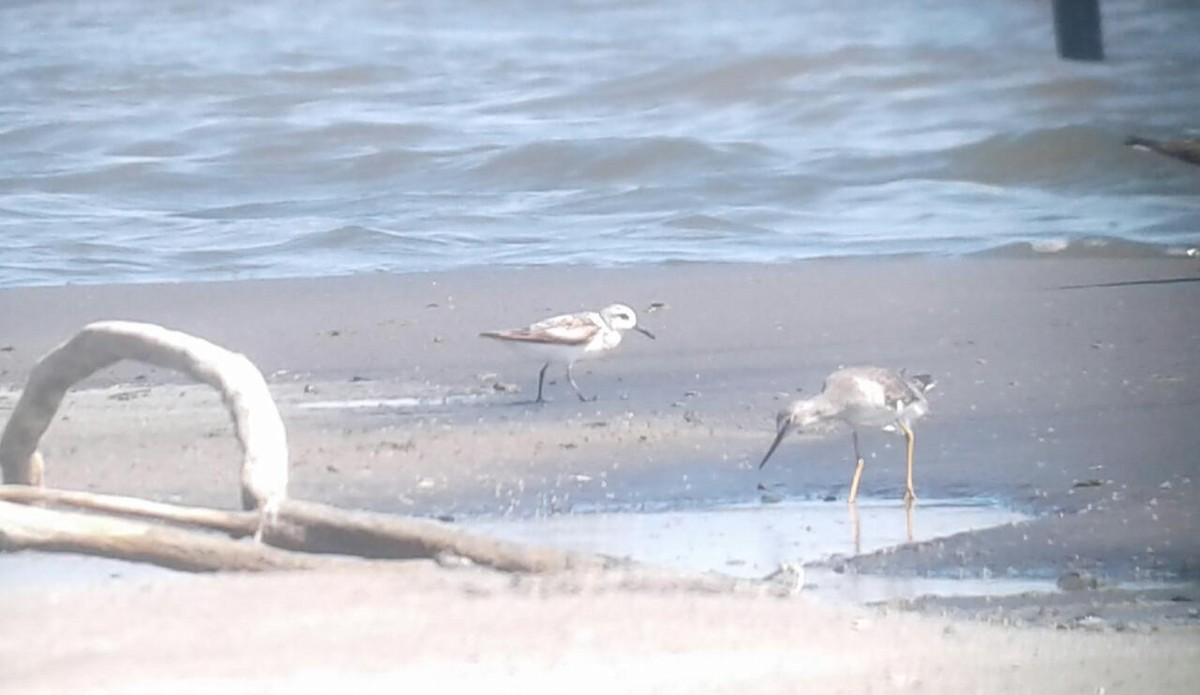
[907, 373, 935, 393]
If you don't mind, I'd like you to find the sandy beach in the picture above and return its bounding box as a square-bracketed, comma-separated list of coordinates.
[2, 257, 1199, 692]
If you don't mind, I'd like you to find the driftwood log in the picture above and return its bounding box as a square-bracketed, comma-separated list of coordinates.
[0, 499, 335, 572]
[0, 321, 604, 574]
[0, 486, 604, 573]
[0, 485, 256, 536]
[0, 320, 287, 511]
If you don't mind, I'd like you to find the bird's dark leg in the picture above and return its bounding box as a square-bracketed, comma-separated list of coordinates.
[535, 362, 550, 403]
[899, 421, 917, 504]
[848, 430, 865, 504]
[566, 363, 594, 402]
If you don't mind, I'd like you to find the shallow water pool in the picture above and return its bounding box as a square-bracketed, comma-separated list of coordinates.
[465, 496, 1065, 602]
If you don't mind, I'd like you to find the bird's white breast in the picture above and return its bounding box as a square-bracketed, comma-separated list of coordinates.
[586, 326, 623, 354]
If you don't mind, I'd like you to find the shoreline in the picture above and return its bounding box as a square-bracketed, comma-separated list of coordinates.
[3, 235, 1195, 292]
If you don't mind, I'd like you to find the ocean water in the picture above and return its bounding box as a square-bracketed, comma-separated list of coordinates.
[2, 0, 1198, 288]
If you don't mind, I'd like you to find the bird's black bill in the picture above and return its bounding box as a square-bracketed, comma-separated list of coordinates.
[758, 425, 790, 469]
[635, 326, 656, 340]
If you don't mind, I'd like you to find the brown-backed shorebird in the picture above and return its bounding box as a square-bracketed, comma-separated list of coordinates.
[480, 303, 654, 402]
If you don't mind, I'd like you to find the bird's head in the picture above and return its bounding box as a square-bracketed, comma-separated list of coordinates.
[760, 400, 820, 469]
[780, 399, 825, 431]
[601, 303, 655, 339]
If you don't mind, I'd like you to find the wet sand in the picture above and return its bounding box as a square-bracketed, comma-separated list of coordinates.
[2, 258, 1199, 691]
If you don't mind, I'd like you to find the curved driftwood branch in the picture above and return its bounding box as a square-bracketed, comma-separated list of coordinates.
[0, 321, 287, 512]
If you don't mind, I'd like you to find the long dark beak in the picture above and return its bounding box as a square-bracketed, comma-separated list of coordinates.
[759, 424, 791, 469]
[634, 326, 656, 340]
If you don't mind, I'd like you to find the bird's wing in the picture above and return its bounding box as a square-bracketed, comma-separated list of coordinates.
[481, 312, 601, 345]
[839, 366, 927, 409]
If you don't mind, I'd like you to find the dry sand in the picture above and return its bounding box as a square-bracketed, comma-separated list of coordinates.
[1, 257, 1199, 692]
[3, 565, 1199, 695]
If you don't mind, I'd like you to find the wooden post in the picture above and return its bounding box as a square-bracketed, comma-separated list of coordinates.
[1053, 0, 1104, 62]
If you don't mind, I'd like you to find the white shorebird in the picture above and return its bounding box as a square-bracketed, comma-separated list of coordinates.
[480, 303, 655, 403]
[758, 366, 934, 504]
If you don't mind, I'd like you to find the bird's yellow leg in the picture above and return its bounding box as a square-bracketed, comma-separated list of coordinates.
[848, 430, 865, 505]
[900, 422, 917, 504]
[849, 503, 862, 555]
[905, 500, 915, 542]
[848, 460, 865, 504]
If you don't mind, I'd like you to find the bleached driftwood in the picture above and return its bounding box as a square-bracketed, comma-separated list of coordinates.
[0, 320, 287, 512]
[0, 485, 256, 536]
[0, 485, 604, 573]
[268, 499, 603, 573]
[0, 500, 333, 572]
